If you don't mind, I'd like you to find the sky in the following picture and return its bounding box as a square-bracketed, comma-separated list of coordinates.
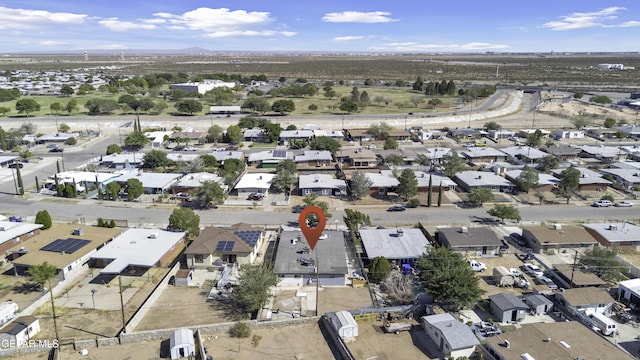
[0, 1, 639, 53]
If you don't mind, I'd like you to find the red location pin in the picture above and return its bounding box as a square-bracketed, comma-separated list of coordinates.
[298, 205, 326, 251]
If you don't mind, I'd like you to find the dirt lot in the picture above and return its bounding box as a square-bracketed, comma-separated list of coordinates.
[475, 254, 553, 298]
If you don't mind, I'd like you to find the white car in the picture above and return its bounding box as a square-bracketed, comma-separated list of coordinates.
[509, 268, 523, 277]
[319, 233, 329, 240]
[468, 259, 487, 272]
[183, 146, 197, 151]
[592, 200, 612, 207]
[213, 147, 226, 151]
[614, 201, 634, 207]
[522, 263, 544, 278]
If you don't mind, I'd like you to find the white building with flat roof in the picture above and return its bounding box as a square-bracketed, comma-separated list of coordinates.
[170, 79, 235, 94]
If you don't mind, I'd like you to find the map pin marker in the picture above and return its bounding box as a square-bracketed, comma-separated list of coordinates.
[298, 205, 326, 251]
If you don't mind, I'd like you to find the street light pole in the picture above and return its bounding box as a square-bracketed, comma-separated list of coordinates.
[91, 289, 97, 309]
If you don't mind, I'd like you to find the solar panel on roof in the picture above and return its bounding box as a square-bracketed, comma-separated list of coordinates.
[224, 241, 235, 251]
[40, 238, 91, 254]
[234, 230, 261, 247]
[273, 150, 286, 158]
[215, 241, 228, 252]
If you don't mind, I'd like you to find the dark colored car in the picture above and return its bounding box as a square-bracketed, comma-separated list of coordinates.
[49, 147, 63, 152]
[8, 163, 23, 168]
[509, 233, 526, 246]
[292, 205, 308, 213]
[225, 145, 239, 151]
[247, 193, 264, 201]
[387, 205, 406, 212]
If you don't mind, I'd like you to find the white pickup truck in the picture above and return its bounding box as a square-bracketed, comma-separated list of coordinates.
[468, 259, 487, 272]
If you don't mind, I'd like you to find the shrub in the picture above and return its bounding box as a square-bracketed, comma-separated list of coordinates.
[601, 194, 614, 202]
[35, 210, 52, 230]
[65, 137, 77, 145]
[407, 198, 421, 208]
[229, 321, 251, 338]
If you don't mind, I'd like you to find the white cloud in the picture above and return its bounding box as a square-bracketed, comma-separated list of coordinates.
[95, 44, 128, 50]
[156, 7, 272, 32]
[0, 6, 86, 30]
[39, 40, 69, 47]
[541, 6, 626, 30]
[99, 18, 157, 32]
[205, 30, 296, 38]
[322, 11, 397, 23]
[333, 36, 365, 41]
[373, 41, 509, 52]
[620, 21, 640, 27]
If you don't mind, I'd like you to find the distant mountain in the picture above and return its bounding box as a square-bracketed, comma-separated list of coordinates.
[8, 47, 215, 55]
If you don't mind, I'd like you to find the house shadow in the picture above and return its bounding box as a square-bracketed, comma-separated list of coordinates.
[159, 338, 171, 358]
[89, 273, 117, 285]
[408, 327, 442, 359]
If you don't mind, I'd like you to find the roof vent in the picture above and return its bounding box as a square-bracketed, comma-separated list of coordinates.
[460, 227, 468, 233]
[148, 233, 158, 239]
[504, 339, 510, 349]
[397, 228, 404, 237]
[553, 224, 562, 230]
[0, 227, 5, 231]
[544, 337, 552, 342]
[559, 340, 570, 348]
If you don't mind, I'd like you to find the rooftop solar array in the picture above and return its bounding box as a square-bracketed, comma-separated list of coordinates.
[234, 230, 262, 247]
[273, 150, 287, 158]
[40, 238, 91, 254]
[215, 240, 235, 252]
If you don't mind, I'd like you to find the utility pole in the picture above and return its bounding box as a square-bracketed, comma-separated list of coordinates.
[48, 279, 59, 341]
[569, 249, 579, 289]
[119, 276, 126, 333]
[315, 254, 320, 316]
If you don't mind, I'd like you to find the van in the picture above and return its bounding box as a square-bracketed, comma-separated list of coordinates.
[590, 312, 617, 336]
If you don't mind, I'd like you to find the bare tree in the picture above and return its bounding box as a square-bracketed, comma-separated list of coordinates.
[381, 271, 414, 305]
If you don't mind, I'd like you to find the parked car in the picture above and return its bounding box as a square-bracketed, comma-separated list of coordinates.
[170, 192, 191, 200]
[8, 162, 23, 169]
[592, 199, 613, 207]
[49, 147, 63, 152]
[183, 146, 197, 151]
[509, 268, 523, 278]
[468, 259, 487, 272]
[474, 142, 487, 147]
[292, 204, 307, 213]
[462, 142, 475, 147]
[46, 144, 59, 148]
[522, 263, 544, 278]
[213, 147, 226, 151]
[225, 145, 239, 151]
[614, 201, 634, 207]
[509, 233, 526, 246]
[247, 193, 264, 201]
[387, 205, 406, 212]
[535, 276, 558, 290]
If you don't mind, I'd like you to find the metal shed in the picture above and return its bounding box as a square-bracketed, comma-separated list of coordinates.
[170, 328, 195, 360]
[326, 311, 358, 341]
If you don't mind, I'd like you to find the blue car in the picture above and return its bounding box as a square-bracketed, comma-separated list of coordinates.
[387, 205, 406, 212]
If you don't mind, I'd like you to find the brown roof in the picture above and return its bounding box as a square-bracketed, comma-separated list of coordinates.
[9, 225, 123, 269]
[175, 269, 191, 278]
[170, 131, 205, 140]
[347, 128, 409, 138]
[338, 148, 377, 160]
[523, 225, 598, 245]
[559, 287, 614, 307]
[553, 263, 606, 287]
[184, 224, 259, 255]
[0, 316, 38, 335]
[484, 321, 630, 360]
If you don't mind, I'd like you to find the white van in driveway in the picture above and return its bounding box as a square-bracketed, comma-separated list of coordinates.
[590, 312, 617, 336]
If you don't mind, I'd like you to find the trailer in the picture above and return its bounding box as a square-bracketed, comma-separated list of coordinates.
[493, 266, 515, 287]
[383, 319, 413, 334]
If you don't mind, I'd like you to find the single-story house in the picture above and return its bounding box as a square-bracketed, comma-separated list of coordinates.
[8, 225, 123, 281]
[243, 128, 265, 142]
[0, 316, 40, 347]
[298, 174, 346, 197]
[454, 171, 515, 193]
[359, 227, 431, 266]
[209, 150, 244, 165]
[90, 228, 186, 275]
[422, 313, 479, 359]
[294, 150, 333, 167]
[44, 171, 121, 193]
[171, 172, 228, 194]
[274, 230, 347, 287]
[413, 171, 457, 192]
[346, 128, 410, 142]
[553, 129, 585, 140]
[0, 155, 20, 168]
[489, 293, 528, 323]
[618, 278, 640, 308]
[311, 129, 344, 140]
[170, 79, 235, 94]
[337, 148, 377, 168]
[583, 222, 640, 250]
[555, 287, 614, 315]
[504, 169, 559, 192]
[234, 173, 275, 196]
[99, 153, 144, 169]
[279, 129, 314, 142]
[521, 225, 598, 254]
[616, 125, 640, 139]
[461, 147, 508, 165]
[167, 153, 199, 163]
[170, 328, 195, 360]
[600, 168, 640, 190]
[501, 146, 549, 165]
[522, 294, 554, 316]
[540, 145, 582, 161]
[436, 227, 502, 257]
[326, 311, 358, 342]
[144, 131, 173, 148]
[0, 220, 43, 254]
[482, 321, 630, 360]
[35, 132, 80, 144]
[487, 129, 516, 140]
[423, 147, 452, 166]
[552, 167, 611, 192]
[246, 150, 292, 168]
[208, 105, 241, 114]
[450, 128, 482, 139]
[0, 302, 18, 327]
[579, 145, 628, 163]
[114, 170, 183, 194]
[548, 263, 606, 289]
[184, 224, 265, 268]
[365, 171, 400, 197]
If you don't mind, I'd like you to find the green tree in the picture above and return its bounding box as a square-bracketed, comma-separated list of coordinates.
[106, 143, 122, 155]
[175, 99, 203, 115]
[384, 154, 404, 165]
[15, 165, 24, 195]
[437, 182, 443, 207]
[515, 167, 539, 193]
[105, 181, 121, 200]
[339, 98, 358, 113]
[218, 158, 245, 186]
[230, 264, 278, 315]
[142, 149, 170, 169]
[124, 131, 149, 150]
[343, 209, 371, 236]
[417, 247, 485, 310]
[263, 122, 282, 143]
[15, 98, 40, 117]
[467, 188, 494, 206]
[538, 155, 559, 172]
[225, 125, 243, 144]
[427, 175, 433, 207]
[369, 256, 391, 282]
[367, 122, 392, 140]
[125, 178, 144, 201]
[241, 96, 271, 115]
[396, 169, 418, 201]
[442, 150, 465, 178]
[200, 154, 219, 168]
[555, 167, 580, 204]
[194, 181, 226, 208]
[35, 210, 52, 230]
[272, 168, 296, 194]
[487, 204, 521, 223]
[383, 137, 398, 150]
[527, 129, 543, 147]
[60, 84, 74, 96]
[0, 107, 10, 116]
[271, 99, 295, 115]
[603, 117, 617, 128]
[168, 207, 200, 238]
[64, 98, 78, 115]
[207, 124, 224, 143]
[309, 136, 341, 154]
[578, 247, 625, 284]
[57, 123, 70, 133]
[28, 261, 59, 339]
[49, 102, 62, 115]
[349, 171, 372, 200]
[589, 95, 612, 104]
[484, 121, 501, 130]
[302, 193, 331, 220]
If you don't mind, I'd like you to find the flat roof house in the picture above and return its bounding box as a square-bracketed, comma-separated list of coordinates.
[504, 169, 559, 192]
[247, 150, 292, 168]
[209, 150, 244, 165]
[482, 321, 630, 360]
[274, 230, 347, 287]
[114, 170, 183, 194]
[413, 171, 457, 192]
[90, 228, 186, 275]
[99, 153, 144, 169]
[36, 132, 79, 144]
[540, 145, 581, 161]
[279, 129, 314, 142]
[618, 278, 640, 308]
[436, 227, 502, 257]
[298, 174, 346, 197]
[461, 147, 508, 166]
[8, 225, 123, 281]
[552, 167, 611, 192]
[454, 171, 515, 193]
[359, 227, 431, 266]
[501, 146, 549, 165]
[294, 150, 333, 168]
[521, 225, 598, 254]
[185, 224, 265, 268]
[0, 221, 43, 254]
[337, 148, 377, 169]
[422, 313, 479, 359]
[579, 145, 628, 163]
[234, 173, 275, 196]
[600, 168, 640, 190]
[171, 172, 228, 194]
[583, 222, 640, 251]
